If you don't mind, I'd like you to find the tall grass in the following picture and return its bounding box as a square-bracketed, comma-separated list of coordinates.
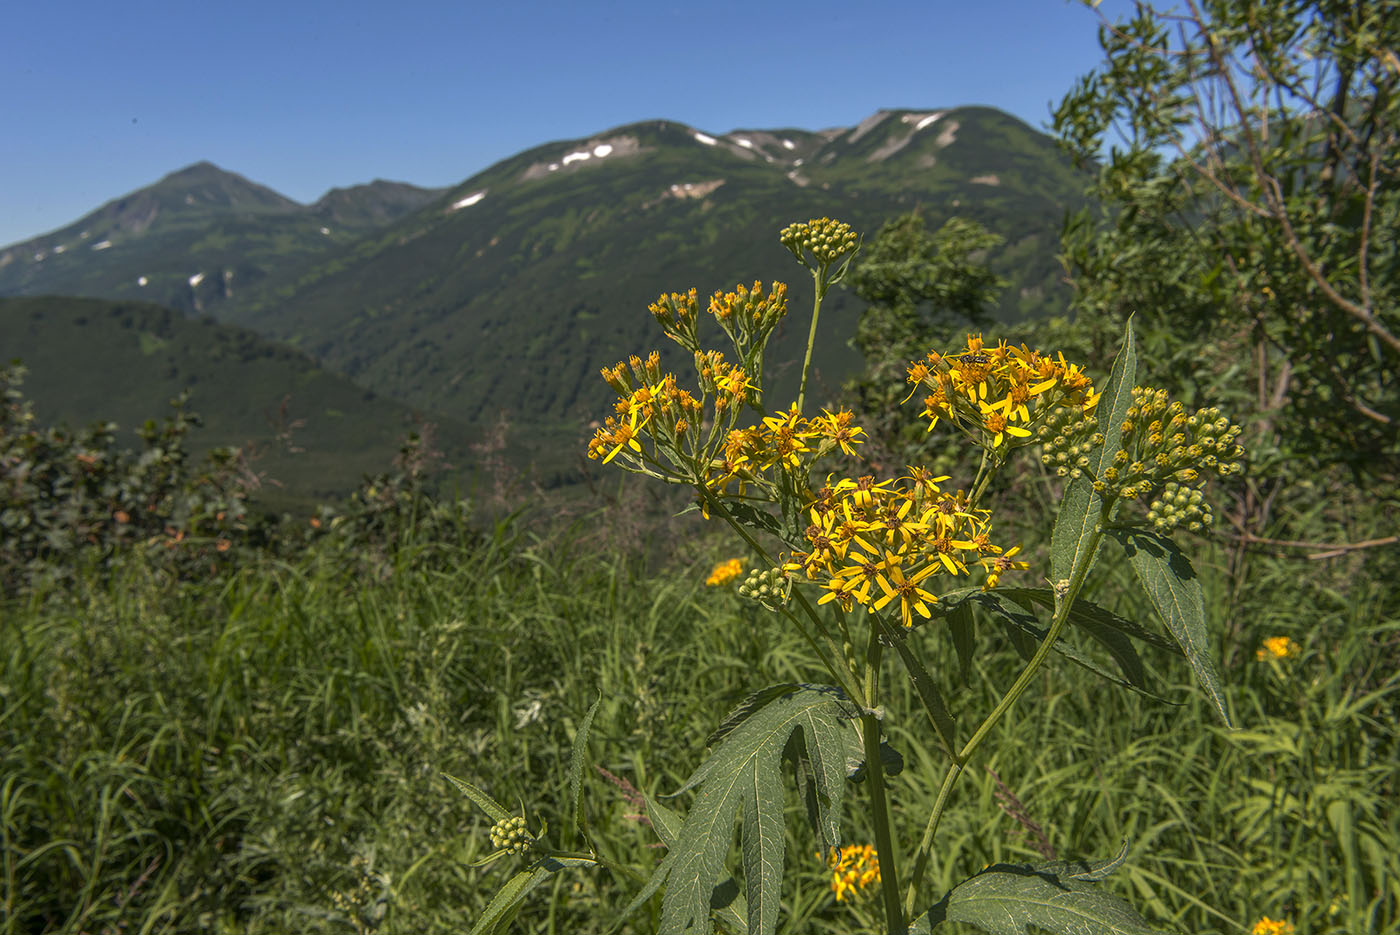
[3, 491, 1396, 933]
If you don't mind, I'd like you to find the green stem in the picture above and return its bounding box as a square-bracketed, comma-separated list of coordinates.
[859, 632, 904, 935]
[796, 267, 825, 415]
[902, 501, 1111, 915]
[693, 481, 861, 698]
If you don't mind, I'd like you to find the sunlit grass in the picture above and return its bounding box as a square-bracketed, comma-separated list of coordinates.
[2, 496, 1396, 933]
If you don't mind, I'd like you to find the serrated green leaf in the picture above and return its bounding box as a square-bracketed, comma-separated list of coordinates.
[636, 796, 749, 935]
[877, 615, 958, 759]
[706, 684, 802, 748]
[910, 848, 1173, 935]
[633, 686, 852, 935]
[1106, 528, 1233, 726]
[444, 773, 510, 824]
[566, 693, 601, 843]
[469, 857, 598, 935]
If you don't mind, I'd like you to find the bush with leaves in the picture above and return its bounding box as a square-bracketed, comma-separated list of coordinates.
[0, 364, 265, 594]
[454, 219, 1250, 935]
[1053, 0, 1399, 474]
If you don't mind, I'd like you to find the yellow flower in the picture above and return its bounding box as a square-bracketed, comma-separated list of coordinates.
[828, 844, 881, 903]
[1256, 636, 1300, 660]
[1250, 917, 1295, 935]
[705, 558, 745, 587]
[873, 553, 940, 628]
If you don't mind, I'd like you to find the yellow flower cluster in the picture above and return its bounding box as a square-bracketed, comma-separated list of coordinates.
[905, 335, 1100, 449]
[828, 844, 881, 902]
[786, 469, 1022, 626]
[648, 281, 790, 358]
[1256, 636, 1301, 661]
[705, 558, 744, 587]
[705, 406, 867, 499]
[1250, 917, 1295, 935]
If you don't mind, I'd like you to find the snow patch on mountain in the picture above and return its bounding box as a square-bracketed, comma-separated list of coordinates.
[519, 135, 640, 180]
[909, 111, 945, 131]
[693, 131, 717, 146]
[449, 191, 486, 210]
[91, 240, 113, 251]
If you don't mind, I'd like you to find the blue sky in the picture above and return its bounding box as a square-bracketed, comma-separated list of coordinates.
[1, 0, 1115, 247]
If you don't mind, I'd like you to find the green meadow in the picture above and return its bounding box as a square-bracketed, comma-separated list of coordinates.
[3, 403, 1396, 932]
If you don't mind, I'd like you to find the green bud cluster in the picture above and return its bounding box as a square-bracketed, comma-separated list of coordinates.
[1034, 407, 1104, 480]
[1090, 386, 1245, 532]
[1146, 480, 1215, 534]
[779, 217, 858, 268]
[489, 815, 533, 855]
[738, 566, 789, 610]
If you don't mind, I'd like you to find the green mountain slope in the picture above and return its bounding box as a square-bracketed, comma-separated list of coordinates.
[0, 296, 480, 507]
[221, 107, 1085, 425]
[0, 107, 1087, 480]
[0, 164, 445, 317]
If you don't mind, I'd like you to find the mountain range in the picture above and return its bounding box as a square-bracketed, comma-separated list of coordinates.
[1, 106, 1087, 498]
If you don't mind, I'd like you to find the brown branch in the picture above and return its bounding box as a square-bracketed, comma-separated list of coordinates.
[1183, 0, 1400, 362]
[1219, 532, 1398, 558]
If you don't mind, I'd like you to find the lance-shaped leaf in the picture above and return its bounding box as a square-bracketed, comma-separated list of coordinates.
[628, 685, 853, 935]
[908, 845, 1174, 935]
[1106, 528, 1233, 727]
[469, 856, 598, 935]
[877, 615, 958, 760]
[971, 591, 1171, 701]
[1000, 587, 1182, 656]
[1086, 316, 1138, 480]
[1050, 317, 1137, 587]
[444, 773, 510, 824]
[565, 693, 601, 843]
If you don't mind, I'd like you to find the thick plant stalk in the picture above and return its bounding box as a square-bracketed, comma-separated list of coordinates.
[903, 504, 1110, 916]
[858, 632, 904, 935]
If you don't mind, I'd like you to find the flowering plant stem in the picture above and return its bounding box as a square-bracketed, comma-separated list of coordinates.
[903, 496, 1114, 917]
[795, 266, 826, 415]
[859, 631, 906, 934]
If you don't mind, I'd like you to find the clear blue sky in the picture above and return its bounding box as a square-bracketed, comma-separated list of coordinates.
[0, 0, 1116, 247]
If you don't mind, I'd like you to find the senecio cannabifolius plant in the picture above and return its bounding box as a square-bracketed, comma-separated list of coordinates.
[451, 220, 1244, 935]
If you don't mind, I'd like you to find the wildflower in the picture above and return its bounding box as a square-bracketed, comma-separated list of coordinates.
[981, 545, 1028, 590]
[706, 558, 745, 587]
[828, 844, 880, 902]
[1250, 917, 1295, 935]
[1256, 636, 1300, 661]
[907, 335, 1097, 449]
[873, 554, 940, 628]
